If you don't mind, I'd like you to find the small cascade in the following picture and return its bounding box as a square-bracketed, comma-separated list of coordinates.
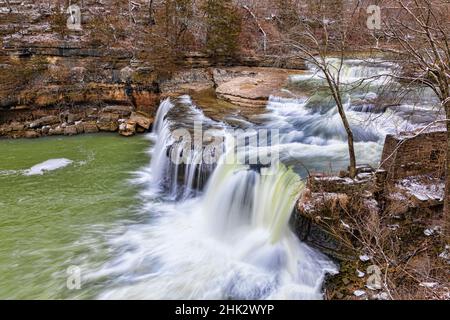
[290, 58, 396, 85]
[148, 97, 223, 199]
[332, 58, 395, 85]
[265, 94, 435, 143]
[148, 98, 175, 192]
[246, 94, 437, 176]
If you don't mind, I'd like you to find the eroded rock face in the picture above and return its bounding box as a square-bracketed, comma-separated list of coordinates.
[0, 1, 160, 136]
[160, 69, 214, 94]
[29, 115, 59, 128]
[293, 190, 360, 261]
[292, 170, 379, 261]
[102, 106, 133, 117]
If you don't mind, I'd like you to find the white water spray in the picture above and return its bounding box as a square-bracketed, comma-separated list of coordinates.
[90, 97, 337, 300]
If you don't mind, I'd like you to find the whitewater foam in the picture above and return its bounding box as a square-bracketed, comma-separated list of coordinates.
[23, 158, 73, 176]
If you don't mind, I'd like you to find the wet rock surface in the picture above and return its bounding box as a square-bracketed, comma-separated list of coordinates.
[214, 67, 302, 107]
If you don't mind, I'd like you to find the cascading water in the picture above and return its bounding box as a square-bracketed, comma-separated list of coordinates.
[146, 97, 222, 199]
[290, 57, 396, 85]
[267, 58, 442, 174]
[147, 98, 175, 193]
[87, 95, 338, 300]
[87, 58, 440, 300]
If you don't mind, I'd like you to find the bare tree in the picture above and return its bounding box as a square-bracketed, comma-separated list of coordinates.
[242, 5, 267, 55]
[382, 0, 450, 239]
[280, 1, 365, 178]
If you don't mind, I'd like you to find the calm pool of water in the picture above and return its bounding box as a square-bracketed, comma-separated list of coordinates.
[0, 134, 149, 299]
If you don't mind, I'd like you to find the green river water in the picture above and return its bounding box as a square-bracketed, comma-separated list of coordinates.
[0, 134, 149, 299]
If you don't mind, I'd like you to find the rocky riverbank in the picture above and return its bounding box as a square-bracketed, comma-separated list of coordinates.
[293, 127, 450, 300]
[0, 105, 154, 138]
[1, 49, 302, 139]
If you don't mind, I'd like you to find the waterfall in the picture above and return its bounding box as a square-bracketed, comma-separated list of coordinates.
[93, 158, 337, 300]
[89, 98, 337, 300]
[148, 98, 175, 193]
[202, 144, 303, 245]
[247, 94, 440, 176]
[148, 97, 220, 199]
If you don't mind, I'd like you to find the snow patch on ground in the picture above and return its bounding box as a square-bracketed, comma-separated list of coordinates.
[353, 290, 366, 297]
[395, 175, 444, 202]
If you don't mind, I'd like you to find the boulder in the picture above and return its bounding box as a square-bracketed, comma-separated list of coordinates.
[119, 66, 134, 82]
[41, 125, 51, 135]
[67, 113, 82, 124]
[119, 120, 137, 137]
[11, 122, 25, 131]
[64, 125, 78, 136]
[129, 111, 153, 130]
[24, 130, 40, 139]
[29, 116, 59, 128]
[75, 121, 84, 134]
[97, 113, 119, 132]
[83, 122, 99, 133]
[48, 126, 64, 136]
[0, 124, 11, 135]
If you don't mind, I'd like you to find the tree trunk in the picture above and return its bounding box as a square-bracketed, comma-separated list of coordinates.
[336, 102, 357, 178]
[324, 71, 357, 179]
[445, 103, 450, 242]
[148, 0, 155, 25]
